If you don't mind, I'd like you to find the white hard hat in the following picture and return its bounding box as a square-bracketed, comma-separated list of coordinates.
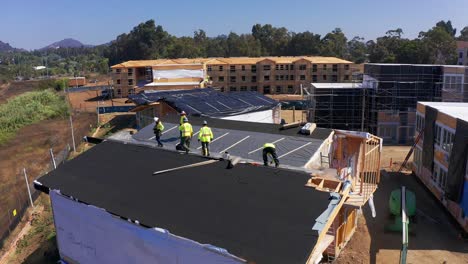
[154, 117, 159, 122]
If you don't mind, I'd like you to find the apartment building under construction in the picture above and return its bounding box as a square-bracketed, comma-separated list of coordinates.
[110, 56, 355, 97]
[308, 63, 468, 145]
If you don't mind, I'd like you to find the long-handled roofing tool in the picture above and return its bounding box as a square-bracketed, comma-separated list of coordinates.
[152, 159, 218, 175]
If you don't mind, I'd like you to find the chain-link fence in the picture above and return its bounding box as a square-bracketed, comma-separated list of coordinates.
[0, 145, 70, 249]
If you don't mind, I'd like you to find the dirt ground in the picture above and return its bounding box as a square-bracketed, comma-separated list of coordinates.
[380, 145, 411, 170]
[0, 112, 96, 249]
[0, 81, 42, 103]
[281, 109, 307, 123]
[336, 171, 468, 264]
[0, 195, 58, 264]
[68, 90, 133, 112]
[0, 112, 136, 263]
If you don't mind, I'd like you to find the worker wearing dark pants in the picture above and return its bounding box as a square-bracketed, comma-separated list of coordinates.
[263, 143, 279, 167]
[152, 117, 164, 147]
[180, 117, 193, 153]
[198, 120, 213, 156]
[179, 111, 187, 144]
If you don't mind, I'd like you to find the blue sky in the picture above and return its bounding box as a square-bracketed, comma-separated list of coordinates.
[2, 0, 468, 50]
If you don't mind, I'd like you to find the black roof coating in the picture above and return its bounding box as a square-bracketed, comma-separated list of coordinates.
[128, 88, 280, 117]
[152, 114, 333, 140]
[133, 118, 328, 168]
[36, 141, 331, 264]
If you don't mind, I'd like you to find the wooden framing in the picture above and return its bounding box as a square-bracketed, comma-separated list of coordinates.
[304, 132, 382, 262]
[306, 184, 350, 264]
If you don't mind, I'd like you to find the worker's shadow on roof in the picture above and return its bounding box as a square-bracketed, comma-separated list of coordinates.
[161, 137, 179, 143]
[363, 171, 468, 263]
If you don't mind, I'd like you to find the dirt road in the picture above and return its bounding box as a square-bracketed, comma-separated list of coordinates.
[336, 171, 468, 264]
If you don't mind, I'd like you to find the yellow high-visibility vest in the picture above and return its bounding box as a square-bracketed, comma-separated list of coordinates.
[263, 143, 276, 149]
[181, 122, 193, 137]
[198, 126, 213, 142]
[156, 122, 164, 131]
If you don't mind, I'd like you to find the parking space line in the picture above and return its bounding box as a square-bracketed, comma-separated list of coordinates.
[278, 142, 313, 159]
[197, 132, 230, 150]
[220, 136, 250, 153]
[162, 126, 179, 135]
[148, 125, 179, 140]
[247, 137, 285, 154]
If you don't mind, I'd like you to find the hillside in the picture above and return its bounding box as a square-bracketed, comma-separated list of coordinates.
[0, 41, 15, 52]
[39, 38, 92, 50]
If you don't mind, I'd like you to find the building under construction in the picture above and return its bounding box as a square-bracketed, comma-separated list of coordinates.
[309, 83, 373, 132]
[34, 116, 383, 263]
[309, 63, 468, 145]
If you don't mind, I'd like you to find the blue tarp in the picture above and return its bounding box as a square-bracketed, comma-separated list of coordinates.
[460, 181, 468, 217]
[98, 106, 135, 114]
[128, 88, 280, 117]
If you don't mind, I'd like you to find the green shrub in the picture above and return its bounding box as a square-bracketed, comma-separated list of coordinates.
[0, 90, 69, 145]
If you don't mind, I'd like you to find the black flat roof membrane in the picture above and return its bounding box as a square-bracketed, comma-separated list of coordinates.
[149, 115, 333, 139]
[37, 141, 331, 264]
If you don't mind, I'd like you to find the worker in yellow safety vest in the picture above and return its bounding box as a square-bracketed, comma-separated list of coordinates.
[152, 117, 164, 147]
[198, 120, 214, 156]
[179, 111, 187, 143]
[179, 111, 187, 125]
[263, 143, 279, 167]
[179, 117, 193, 153]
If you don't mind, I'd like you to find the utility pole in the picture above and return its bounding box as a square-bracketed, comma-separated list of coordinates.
[96, 90, 100, 126]
[23, 168, 34, 208]
[66, 86, 76, 152]
[361, 88, 366, 132]
[69, 115, 76, 152]
[49, 148, 57, 169]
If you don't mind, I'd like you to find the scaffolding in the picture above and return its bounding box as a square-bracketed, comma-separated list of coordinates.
[310, 64, 468, 145]
[309, 83, 373, 132]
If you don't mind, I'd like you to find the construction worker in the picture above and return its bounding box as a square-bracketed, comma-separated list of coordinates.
[263, 143, 279, 168]
[180, 117, 193, 153]
[179, 111, 187, 125]
[198, 120, 213, 156]
[179, 111, 187, 143]
[152, 117, 164, 147]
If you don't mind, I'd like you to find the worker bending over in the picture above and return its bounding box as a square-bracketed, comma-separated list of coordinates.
[263, 143, 279, 168]
[198, 120, 213, 156]
[179, 117, 193, 153]
[152, 117, 164, 147]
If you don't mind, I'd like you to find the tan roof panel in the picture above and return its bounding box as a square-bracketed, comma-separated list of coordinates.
[303, 56, 352, 64]
[111, 60, 168, 68]
[216, 57, 264, 64]
[111, 56, 353, 68]
[457, 41, 468, 49]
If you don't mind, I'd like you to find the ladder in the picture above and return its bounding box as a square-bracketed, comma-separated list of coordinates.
[320, 152, 330, 167]
[326, 220, 336, 263]
[398, 129, 424, 173]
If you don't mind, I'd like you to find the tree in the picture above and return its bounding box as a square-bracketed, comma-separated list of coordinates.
[168, 37, 201, 58]
[435, 20, 457, 37]
[458, 26, 468, 41]
[287, 31, 321, 56]
[385, 28, 403, 38]
[395, 39, 430, 64]
[205, 36, 228, 57]
[347, 36, 368, 63]
[320, 28, 347, 58]
[194, 30, 208, 57]
[367, 29, 407, 63]
[419, 23, 457, 64]
[106, 20, 172, 64]
[252, 24, 291, 55]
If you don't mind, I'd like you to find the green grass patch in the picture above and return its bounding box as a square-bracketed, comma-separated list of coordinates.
[0, 90, 69, 145]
